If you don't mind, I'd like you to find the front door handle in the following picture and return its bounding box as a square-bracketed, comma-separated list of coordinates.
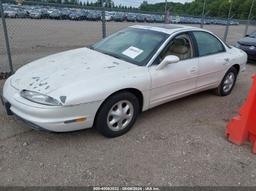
[190, 67, 198, 74]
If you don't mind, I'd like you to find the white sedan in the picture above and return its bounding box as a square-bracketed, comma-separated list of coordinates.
[1, 25, 247, 137]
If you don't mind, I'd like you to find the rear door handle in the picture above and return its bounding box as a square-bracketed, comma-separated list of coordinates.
[190, 67, 198, 74]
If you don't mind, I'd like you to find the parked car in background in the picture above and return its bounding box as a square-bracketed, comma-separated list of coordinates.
[104, 11, 113, 21]
[60, 8, 72, 20]
[145, 15, 155, 23]
[236, 31, 256, 60]
[217, 19, 228, 25]
[230, 20, 240, 25]
[49, 9, 62, 19]
[171, 15, 180, 24]
[1, 3, 242, 26]
[195, 18, 205, 25]
[113, 13, 125, 22]
[126, 13, 136, 22]
[40, 8, 50, 19]
[136, 14, 145, 22]
[4, 8, 18, 18]
[15, 8, 27, 18]
[29, 10, 42, 19]
[69, 11, 81, 20]
[2, 25, 247, 138]
[69, 10, 86, 21]
[154, 15, 164, 23]
[87, 11, 101, 21]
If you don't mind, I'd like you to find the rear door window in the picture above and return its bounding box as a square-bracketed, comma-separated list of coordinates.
[193, 31, 225, 57]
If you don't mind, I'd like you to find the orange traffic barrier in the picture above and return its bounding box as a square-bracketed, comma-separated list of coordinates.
[226, 74, 256, 154]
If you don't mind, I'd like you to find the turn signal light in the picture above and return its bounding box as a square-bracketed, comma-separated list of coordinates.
[64, 117, 86, 124]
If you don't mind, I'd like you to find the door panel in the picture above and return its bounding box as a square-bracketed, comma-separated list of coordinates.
[192, 31, 231, 89]
[149, 58, 199, 108]
[197, 52, 231, 89]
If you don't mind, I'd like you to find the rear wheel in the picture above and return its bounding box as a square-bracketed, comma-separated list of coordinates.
[215, 67, 238, 96]
[95, 92, 140, 138]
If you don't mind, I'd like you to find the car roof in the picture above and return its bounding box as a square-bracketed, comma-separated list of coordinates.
[130, 24, 198, 34]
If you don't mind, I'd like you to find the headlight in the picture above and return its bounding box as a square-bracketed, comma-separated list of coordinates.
[20, 90, 62, 106]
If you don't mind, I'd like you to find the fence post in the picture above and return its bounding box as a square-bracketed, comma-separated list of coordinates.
[164, 0, 167, 23]
[223, 1, 232, 43]
[200, 0, 206, 28]
[101, 0, 106, 38]
[245, 0, 255, 36]
[0, 0, 13, 74]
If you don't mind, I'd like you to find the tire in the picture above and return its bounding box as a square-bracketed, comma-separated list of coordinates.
[215, 67, 238, 96]
[95, 92, 140, 138]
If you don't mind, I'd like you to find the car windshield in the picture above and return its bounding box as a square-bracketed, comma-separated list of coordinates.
[92, 28, 169, 66]
[249, 32, 256, 38]
[248, 32, 256, 38]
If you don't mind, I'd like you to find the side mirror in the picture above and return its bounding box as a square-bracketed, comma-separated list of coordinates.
[156, 55, 180, 70]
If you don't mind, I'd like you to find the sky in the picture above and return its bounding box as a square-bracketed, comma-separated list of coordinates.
[83, 0, 193, 8]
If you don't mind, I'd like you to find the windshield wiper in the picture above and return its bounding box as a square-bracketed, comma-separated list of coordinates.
[101, 51, 122, 60]
[92, 48, 125, 61]
[89, 45, 95, 50]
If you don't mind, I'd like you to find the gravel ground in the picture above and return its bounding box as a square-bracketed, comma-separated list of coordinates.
[0, 20, 256, 186]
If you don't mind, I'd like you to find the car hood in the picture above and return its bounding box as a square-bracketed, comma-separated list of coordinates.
[11, 47, 137, 95]
[238, 37, 256, 46]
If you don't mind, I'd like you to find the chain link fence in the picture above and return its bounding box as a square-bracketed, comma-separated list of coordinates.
[1, 0, 256, 77]
[0, 12, 8, 75]
[0, 0, 12, 78]
[1, 0, 104, 76]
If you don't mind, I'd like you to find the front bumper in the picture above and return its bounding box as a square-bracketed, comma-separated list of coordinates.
[0, 95, 13, 116]
[2, 78, 102, 132]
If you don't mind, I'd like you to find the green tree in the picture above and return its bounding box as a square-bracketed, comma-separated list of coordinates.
[139, 0, 256, 19]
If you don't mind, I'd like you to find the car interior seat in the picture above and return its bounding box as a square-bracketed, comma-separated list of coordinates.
[168, 37, 192, 60]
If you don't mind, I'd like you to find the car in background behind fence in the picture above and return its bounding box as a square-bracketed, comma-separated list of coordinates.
[1, 3, 240, 25]
[236, 31, 256, 60]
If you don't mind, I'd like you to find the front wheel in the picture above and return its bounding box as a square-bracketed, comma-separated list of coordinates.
[215, 67, 238, 96]
[95, 92, 140, 138]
